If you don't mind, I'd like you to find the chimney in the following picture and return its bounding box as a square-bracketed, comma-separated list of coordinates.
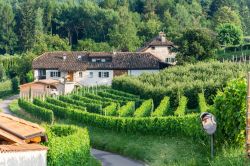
[63, 54, 67, 61]
[159, 32, 166, 43]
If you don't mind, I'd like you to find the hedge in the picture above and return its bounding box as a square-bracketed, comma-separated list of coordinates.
[46, 97, 87, 112]
[134, 99, 153, 117]
[97, 91, 143, 107]
[117, 101, 135, 117]
[72, 95, 110, 107]
[39, 101, 204, 138]
[175, 96, 188, 116]
[151, 97, 170, 117]
[44, 125, 90, 166]
[18, 99, 54, 124]
[198, 93, 208, 113]
[59, 96, 102, 114]
[102, 102, 119, 116]
[33, 98, 78, 119]
[105, 89, 140, 99]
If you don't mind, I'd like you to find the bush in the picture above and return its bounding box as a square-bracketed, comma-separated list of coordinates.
[11, 77, 19, 93]
[0, 80, 12, 98]
[117, 101, 135, 117]
[72, 95, 110, 107]
[33, 98, 78, 119]
[105, 89, 140, 99]
[44, 125, 90, 166]
[83, 93, 114, 102]
[59, 96, 102, 114]
[151, 97, 170, 117]
[134, 99, 153, 117]
[175, 96, 188, 116]
[46, 97, 87, 112]
[198, 93, 208, 113]
[18, 99, 54, 124]
[102, 102, 119, 116]
[213, 78, 246, 145]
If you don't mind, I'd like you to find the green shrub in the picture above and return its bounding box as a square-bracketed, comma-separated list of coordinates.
[0, 80, 12, 98]
[18, 99, 54, 124]
[72, 95, 110, 107]
[198, 93, 208, 113]
[213, 78, 246, 145]
[44, 125, 90, 166]
[46, 97, 87, 112]
[33, 98, 78, 119]
[59, 96, 102, 114]
[106, 89, 140, 99]
[175, 96, 188, 116]
[134, 99, 153, 117]
[83, 93, 113, 102]
[102, 102, 119, 116]
[11, 77, 19, 93]
[151, 97, 170, 117]
[117, 101, 135, 117]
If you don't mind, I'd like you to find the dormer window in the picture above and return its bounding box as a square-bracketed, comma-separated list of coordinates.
[92, 58, 97, 62]
[101, 59, 106, 62]
[90, 57, 111, 63]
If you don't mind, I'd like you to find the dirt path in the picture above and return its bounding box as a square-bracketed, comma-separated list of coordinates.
[0, 95, 19, 114]
[91, 149, 146, 166]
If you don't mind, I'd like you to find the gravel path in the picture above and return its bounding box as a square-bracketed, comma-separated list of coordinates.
[0, 95, 19, 114]
[91, 149, 146, 166]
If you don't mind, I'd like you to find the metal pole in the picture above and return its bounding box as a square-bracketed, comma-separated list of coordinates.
[211, 134, 214, 159]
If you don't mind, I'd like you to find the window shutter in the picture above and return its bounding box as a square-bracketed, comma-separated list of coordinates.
[58, 72, 61, 77]
[50, 72, 53, 77]
[99, 72, 102, 78]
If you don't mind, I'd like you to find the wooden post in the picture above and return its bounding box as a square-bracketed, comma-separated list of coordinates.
[246, 72, 250, 158]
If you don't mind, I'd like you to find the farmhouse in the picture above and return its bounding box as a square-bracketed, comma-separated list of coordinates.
[0, 113, 48, 166]
[20, 32, 175, 95]
[138, 32, 176, 64]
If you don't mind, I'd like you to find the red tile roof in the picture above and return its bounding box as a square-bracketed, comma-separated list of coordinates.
[0, 113, 45, 142]
[32, 51, 166, 71]
[0, 144, 48, 153]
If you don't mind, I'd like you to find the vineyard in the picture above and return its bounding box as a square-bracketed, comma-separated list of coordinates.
[112, 61, 250, 108]
[18, 87, 208, 138]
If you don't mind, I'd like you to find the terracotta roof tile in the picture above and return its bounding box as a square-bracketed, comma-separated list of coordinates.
[32, 51, 166, 71]
[0, 144, 48, 153]
[0, 113, 45, 141]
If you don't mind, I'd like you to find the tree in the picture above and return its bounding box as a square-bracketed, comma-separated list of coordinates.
[217, 23, 243, 46]
[76, 39, 112, 52]
[213, 6, 242, 28]
[209, 0, 238, 16]
[108, 6, 140, 51]
[32, 34, 71, 55]
[16, 0, 37, 52]
[0, 1, 17, 54]
[177, 28, 218, 63]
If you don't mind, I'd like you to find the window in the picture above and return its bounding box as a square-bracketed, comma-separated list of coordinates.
[165, 58, 176, 63]
[151, 46, 155, 50]
[91, 58, 111, 63]
[92, 58, 97, 62]
[98, 72, 109, 78]
[50, 71, 61, 78]
[89, 72, 93, 78]
[101, 59, 106, 62]
[79, 72, 83, 78]
[39, 69, 46, 76]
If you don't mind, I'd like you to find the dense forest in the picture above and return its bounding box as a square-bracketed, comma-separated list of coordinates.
[0, 0, 249, 55]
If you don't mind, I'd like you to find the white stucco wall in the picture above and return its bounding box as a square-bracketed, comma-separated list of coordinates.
[75, 70, 113, 86]
[128, 70, 159, 76]
[34, 69, 67, 82]
[144, 46, 176, 62]
[0, 150, 47, 166]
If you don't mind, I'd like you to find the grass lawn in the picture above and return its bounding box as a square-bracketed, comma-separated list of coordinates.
[9, 100, 248, 166]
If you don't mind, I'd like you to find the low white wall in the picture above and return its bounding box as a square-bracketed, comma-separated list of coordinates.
[128, 70, 159, 76]
[0, 150, 47, 166]
[75, 70, 113, 86]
